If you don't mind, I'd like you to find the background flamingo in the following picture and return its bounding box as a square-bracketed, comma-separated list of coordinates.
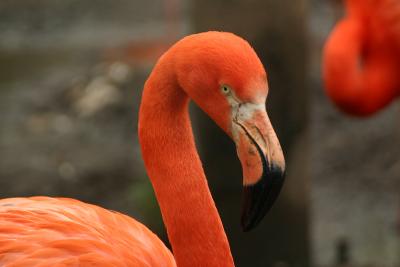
[0, 32, 285, 266]
[323, 0, 400, 116]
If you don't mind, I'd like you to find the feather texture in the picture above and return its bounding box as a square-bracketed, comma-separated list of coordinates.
[0, 197, 176, 267]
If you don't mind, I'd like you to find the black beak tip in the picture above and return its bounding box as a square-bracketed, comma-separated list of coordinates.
[241, 165, 285, 232]
[241, 217, 255, 232]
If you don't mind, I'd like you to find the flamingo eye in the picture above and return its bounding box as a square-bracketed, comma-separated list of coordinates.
[221, 85, 231, 94]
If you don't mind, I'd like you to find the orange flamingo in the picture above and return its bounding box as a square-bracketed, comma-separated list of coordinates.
[323, 0, 400, 116]
[0, 32, 285, 266]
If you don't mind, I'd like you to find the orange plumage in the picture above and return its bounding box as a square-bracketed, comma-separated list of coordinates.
[0, 197, 175, 266]
[323, 0, 400, 116]
[0, 32, 285, 266]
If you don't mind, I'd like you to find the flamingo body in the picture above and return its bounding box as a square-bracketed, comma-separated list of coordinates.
[323, 0, 400, 116]
[0, 197, 175, 266]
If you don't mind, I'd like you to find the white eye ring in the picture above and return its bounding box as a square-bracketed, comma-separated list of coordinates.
[221, 85, 231, 94]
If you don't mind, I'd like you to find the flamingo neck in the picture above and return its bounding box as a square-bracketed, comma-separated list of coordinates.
[138, 57, 235, 267]
[323, 18, 399, 116]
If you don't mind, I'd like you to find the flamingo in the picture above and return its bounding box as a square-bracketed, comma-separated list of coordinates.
[323, 0, 400, 116]
[0, 32, 285, 266]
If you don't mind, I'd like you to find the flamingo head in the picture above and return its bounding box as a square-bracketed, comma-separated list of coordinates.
[174, 32, 285, 231]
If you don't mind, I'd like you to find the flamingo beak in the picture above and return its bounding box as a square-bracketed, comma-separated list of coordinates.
[232, 104, 285, 232]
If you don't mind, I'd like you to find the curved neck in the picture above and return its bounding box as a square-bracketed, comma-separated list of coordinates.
[138, 56, 235, 267]
[323, 18, 399, 116]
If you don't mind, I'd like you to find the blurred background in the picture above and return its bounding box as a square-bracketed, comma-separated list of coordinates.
[0, 0, 399, 266]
